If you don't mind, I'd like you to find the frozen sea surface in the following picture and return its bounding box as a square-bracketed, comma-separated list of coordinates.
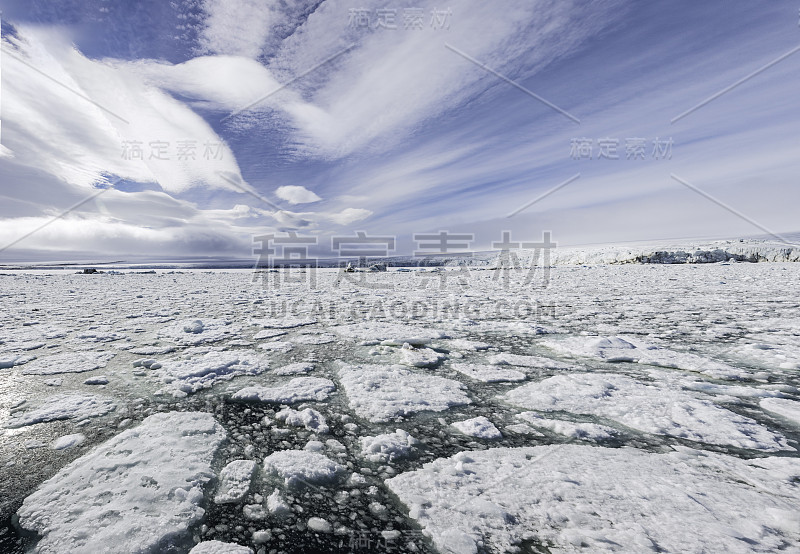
[1, 263, 799, 553]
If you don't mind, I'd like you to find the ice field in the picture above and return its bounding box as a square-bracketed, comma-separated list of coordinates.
[1, 262, 799, 553]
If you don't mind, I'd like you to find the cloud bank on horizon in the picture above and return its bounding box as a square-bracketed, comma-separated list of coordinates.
[0, 0, 798, 260]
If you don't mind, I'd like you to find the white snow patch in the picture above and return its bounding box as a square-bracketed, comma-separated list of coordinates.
[399, 344, 446, 367]
[17, 412, 226, 553]
[6, 394, 116, 428]
[516, 412, 616, 440]
[189, 541, 253, 554]
[158, 319, 239, 345]
[337, 363, 471, 422]
[273, 362, 314, 375]
[451, 416, 502, 439]
[232, 377, 335, 404]
[155, 350, 269, 395]
[501, 373, 792, 451]
[543, 335, 749, 380]
[276, 407, 329, 434]
[215, 460, 257, 504]
[263, 450, 347, 487]
[50, 433, 86, 450]
[359, 429, 419, 463]
[386, 445, 800, 554]
[761, 398, 800, 426]
[21, 351, 115, 375]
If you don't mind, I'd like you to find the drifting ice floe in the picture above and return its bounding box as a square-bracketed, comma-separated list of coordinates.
[215, 460, 257, 504]
[20, 351, 115, 375]
[6, 393, 116, 428]
[337, 363, 471, 422]
[275, 406, 329, 434]
[500, 373, 792, 451]
[543, 335, 749, 379]
[263, 450, 347, 487]
[760, 398, 800, 426]
[154, 350, 269, 396]
[17, 412, 226, 553]
[386, 445, 800, 554]
[359, 429, 419, 463]
[516, 412, 616, 440]
[232, 377, 335, 404]
[189, 540, 253, 554]
[451, 416, 502, 439]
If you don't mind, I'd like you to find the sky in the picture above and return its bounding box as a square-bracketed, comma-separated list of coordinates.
[0, 0, 798, 262]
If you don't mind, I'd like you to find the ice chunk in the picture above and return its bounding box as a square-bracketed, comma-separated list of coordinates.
[451, 416, 502, 439]
[359, 429, 419, 463]
[488, 352, 573, 370]
[232, 377, 335, 404]
[158, 318, 238, 345]
[21, 351, 115, 375]
[276, 407, 329, 434]
[83, 375, 109, 385]
[273, 362, 314, 375]
[215, 460, 257, 504]
[17, 412, 226, 553]
[451, 363, 526, 383]
[189, 541, 253, 554]
[761, 398, 800, 425]
[6, 394, 116, 428]
[266, 489, 290, 515]
[263, 450, 347, 487]
[50, 433, 86, 450]
[387, 445, 800, 554]
[501, 373, 792, 451]
[399, 344, 446, 368]
[337, 363, 471, 422]
[307, 517, 332, 533]
[155, 350, 269, 395]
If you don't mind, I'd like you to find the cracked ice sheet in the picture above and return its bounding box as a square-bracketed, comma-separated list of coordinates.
[500, 373, 792, 451]
[20, 351, 115, 375]
[232, 377, 335, 404]
[542, 335, 751, 380]
[386, 445, 800, 554]
[331, 322, 448, 346]
[6, 394, 116, 428]
[154, 350, 269, 396]
[17, 412, 226, 553]
[337, 363, 471, 423]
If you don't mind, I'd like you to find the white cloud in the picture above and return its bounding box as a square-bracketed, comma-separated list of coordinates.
[327, 207, 372, 225]
[198, 0, 279, 58]
[1, 27, 253, 195]
[275, 185, 322, 204]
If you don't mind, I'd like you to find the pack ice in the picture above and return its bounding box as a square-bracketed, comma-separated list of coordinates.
[16, 412, 226, 553]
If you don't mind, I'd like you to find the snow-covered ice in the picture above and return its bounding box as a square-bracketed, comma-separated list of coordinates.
[387, 445, 800, 553]
[501, 373, 792, 451]
[6, 393, 116, 428]
[215, 460, 257, 504]
[262, 450, 347, 487]
[359, 429, 419, 463]
[17, 412, 226, 553]
[337, 363, 471, 422]
[154, 350, 269, 396]
[761, 398, 800, 425]
[20, 351, 115, 375]
[189, 541, 253, 554]
[275, 406, 330, 434]
[451, 416, 502, 439]
[232, 377, 335, 404]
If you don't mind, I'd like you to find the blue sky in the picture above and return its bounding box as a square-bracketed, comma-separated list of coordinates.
[0, 0, 798, 261]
